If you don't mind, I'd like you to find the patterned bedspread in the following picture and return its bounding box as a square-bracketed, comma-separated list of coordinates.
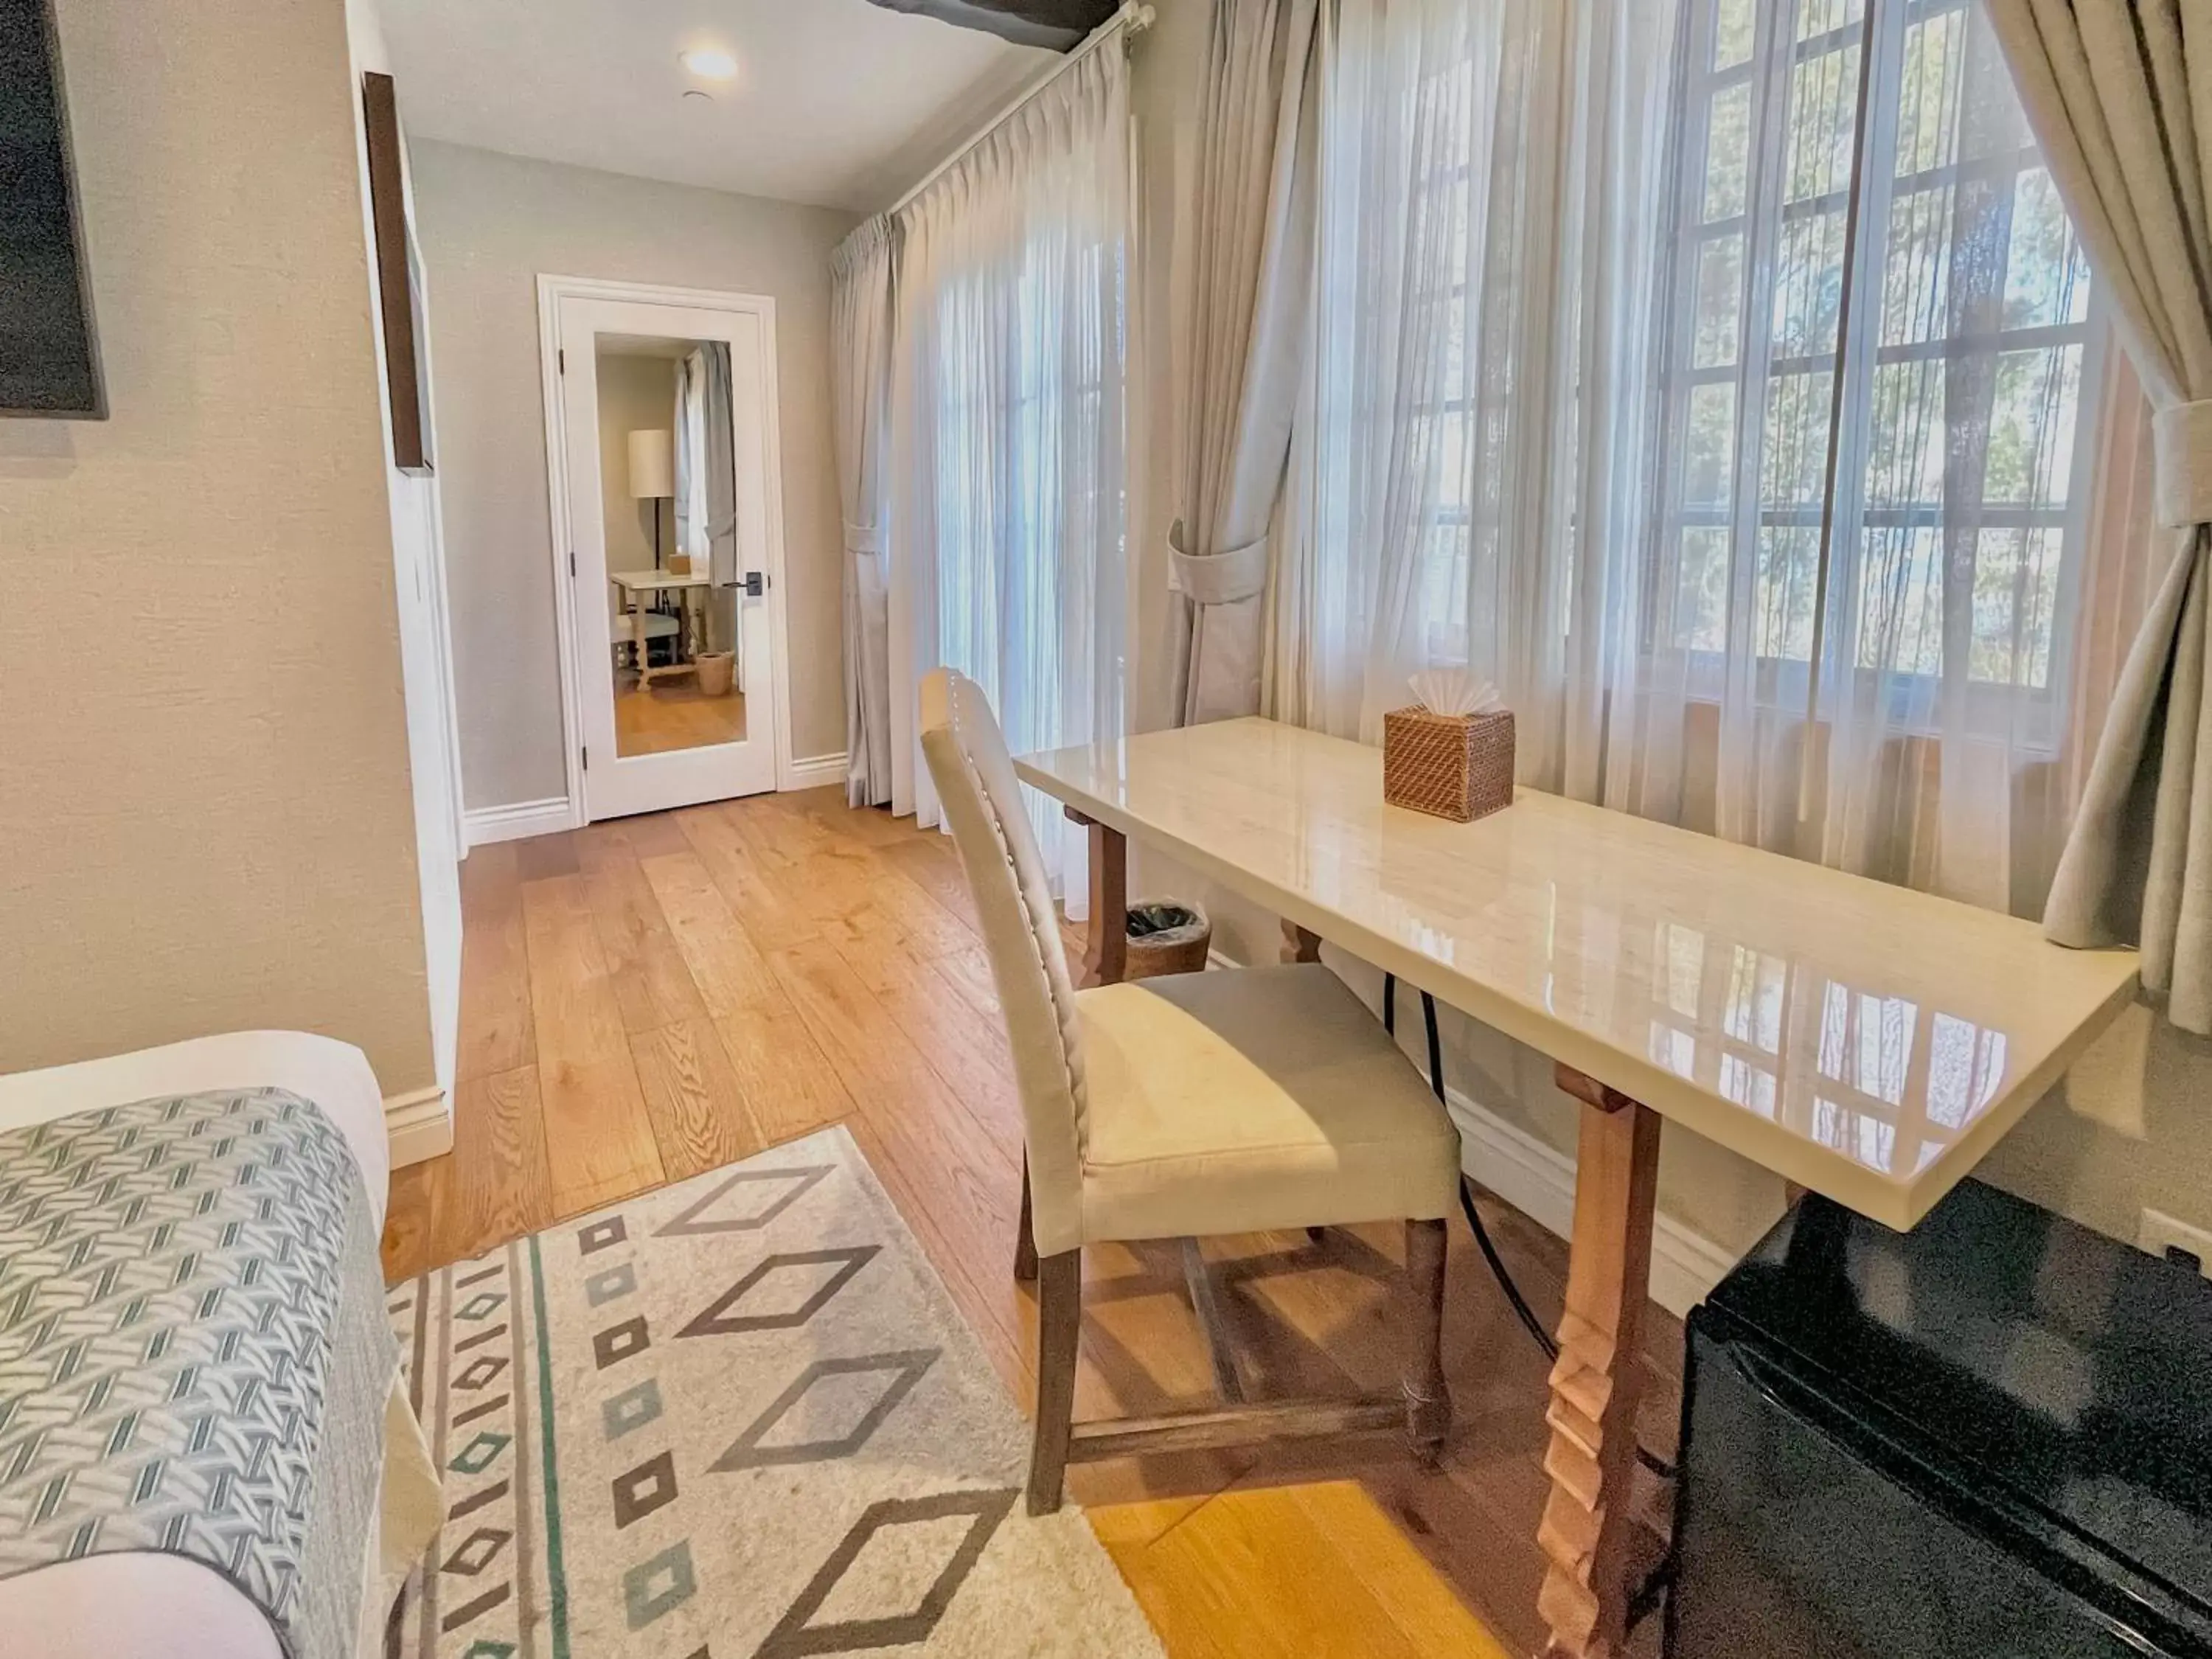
[0, 1090, 393, 1659]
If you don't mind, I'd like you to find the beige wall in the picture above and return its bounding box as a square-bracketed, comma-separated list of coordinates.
[407, 142, 857, 811]
[1119, 0, 2208, 1265]
[594, 354, 675, 594]
[0, 0, 435, 1092]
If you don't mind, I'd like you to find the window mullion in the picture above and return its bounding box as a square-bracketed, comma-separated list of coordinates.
[1823, 0, 1912, 709]
[1795, 0, 1882, 821]
[1721, 0, 1797, 684]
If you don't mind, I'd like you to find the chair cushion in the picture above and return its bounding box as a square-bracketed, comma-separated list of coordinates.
[1075, 964, 1463, 1244]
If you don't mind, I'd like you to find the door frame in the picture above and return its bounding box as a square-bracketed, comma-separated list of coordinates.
[535, 271, 797, 824]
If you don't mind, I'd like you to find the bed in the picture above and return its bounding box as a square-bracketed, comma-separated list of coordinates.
[0, 1032, 441, 1659]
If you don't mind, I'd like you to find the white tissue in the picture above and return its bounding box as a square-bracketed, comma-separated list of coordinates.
[1408, 668, 1504, 717]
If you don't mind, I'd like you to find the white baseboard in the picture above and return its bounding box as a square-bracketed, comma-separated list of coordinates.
[1201, 945, 1734, 1315]
[782, 751, 849, 793]
[465, 760, 852, 841]
[465, 796, 578, 849]
[385, 1085, 453, 1167]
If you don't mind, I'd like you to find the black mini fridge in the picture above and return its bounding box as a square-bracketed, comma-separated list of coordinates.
[1669, 1178, 2212, 1659]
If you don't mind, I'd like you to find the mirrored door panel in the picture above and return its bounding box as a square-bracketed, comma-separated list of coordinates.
[557, 292, 782, 821]
[595, 338, 748, 759]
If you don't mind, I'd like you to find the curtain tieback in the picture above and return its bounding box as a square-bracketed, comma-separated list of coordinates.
[844, 521, 883, 556]
[1168, 518, 1270, 605]
[2153, 400, 2212, 528]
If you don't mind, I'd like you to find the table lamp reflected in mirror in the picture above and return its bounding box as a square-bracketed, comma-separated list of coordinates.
[627, 428, 675, 570]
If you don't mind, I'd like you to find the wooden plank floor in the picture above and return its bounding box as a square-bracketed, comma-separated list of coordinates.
[383, 788, 1683, 1658]
[613, 675, 748, 757]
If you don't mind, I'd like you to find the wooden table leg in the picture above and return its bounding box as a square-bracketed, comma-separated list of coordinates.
[1065, 807, 1127, 988]
[1281, 921, 1324, 964]
[1540, 1063, 1663, 1659]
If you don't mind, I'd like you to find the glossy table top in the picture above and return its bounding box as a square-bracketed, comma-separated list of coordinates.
[1016, 719, 2140, 1229]
[611, 568, 709, 591]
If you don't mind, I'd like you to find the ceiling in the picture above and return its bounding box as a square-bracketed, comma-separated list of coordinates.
[378, 0, 1054, 214]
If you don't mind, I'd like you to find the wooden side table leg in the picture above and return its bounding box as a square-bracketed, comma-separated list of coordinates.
[1065, 808, 1127, 988]
[1281, 921, 1324, 964]
[1540, 1063, 1663, 1659]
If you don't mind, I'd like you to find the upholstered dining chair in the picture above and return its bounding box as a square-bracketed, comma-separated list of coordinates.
[918, 668, 1466, 1515]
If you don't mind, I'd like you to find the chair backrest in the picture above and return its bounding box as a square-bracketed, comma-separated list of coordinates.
[918, 669, 1088, 1257]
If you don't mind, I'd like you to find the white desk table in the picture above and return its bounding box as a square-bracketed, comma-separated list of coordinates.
[1015, 717, 2138, 1658]
[611, 568, 709, 685]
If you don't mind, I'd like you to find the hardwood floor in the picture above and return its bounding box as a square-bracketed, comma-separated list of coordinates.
[384, 788, 1683, 1658]
[613, 675, 747, 757]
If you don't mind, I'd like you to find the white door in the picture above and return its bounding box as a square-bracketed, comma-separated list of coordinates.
[556, 293, 783, 819]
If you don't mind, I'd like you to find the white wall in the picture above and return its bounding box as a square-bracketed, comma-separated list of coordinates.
[347, 0, 464, 1112]
[1119, 0, 2210, 1273]
[0, 0, 437, 1095]
[406, 142, 858, 813]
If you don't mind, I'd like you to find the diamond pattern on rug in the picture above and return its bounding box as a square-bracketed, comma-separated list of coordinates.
[625, 1539, 698, 1630]
[385, 1127, 1166, 1659]
[442, 1526, 512, 1576]
[602, 1377, 664, 1441]
[594, 1315, 651, 1368]
[675, 1246, 880, 1338]
[611, 1449, 679, 1528]
[711, 1349, 941, 1471]
[454, 1354, 509, 1391]
[754, 1489, 1019, 1657]
[448, 1431, 511, 1476]
[578, 1216, 627, 1256]
[654, 1164, 833, 1237]
[586, 1263, 638, 1306]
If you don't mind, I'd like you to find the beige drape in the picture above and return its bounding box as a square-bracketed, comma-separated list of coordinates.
[831, 215, 897, 807]
[1170, 0, 1322, 725]
[1991, 0, 2212, 1030]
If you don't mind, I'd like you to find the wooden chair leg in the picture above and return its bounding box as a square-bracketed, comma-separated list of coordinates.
[1180, 1237, 1247, 1403]
[1028, 1249, 1082, 1515]
[1403, 1217, 1450, 1469]
[1014, 1159, 1039, 1283]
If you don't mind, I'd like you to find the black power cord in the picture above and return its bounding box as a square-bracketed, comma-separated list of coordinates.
[1383, 972, 1678, 1486]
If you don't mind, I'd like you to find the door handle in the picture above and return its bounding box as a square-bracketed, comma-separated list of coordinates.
[742, 571, 767, 597]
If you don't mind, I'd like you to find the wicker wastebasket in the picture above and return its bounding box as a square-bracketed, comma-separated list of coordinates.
[1124, 901, 1212, 980]
[695, 651, 736, 698]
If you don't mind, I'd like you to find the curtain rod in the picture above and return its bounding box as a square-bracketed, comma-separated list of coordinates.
[883, 1, 1154, 220]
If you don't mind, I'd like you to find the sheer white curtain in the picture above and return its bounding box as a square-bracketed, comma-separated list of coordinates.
[832, 218, 897, 807]
[885, 45, 1131, 911]
[1275, 0, 2130, 920]
[1627, 0, 2105, 914]
[1267, 0, 1680, 787]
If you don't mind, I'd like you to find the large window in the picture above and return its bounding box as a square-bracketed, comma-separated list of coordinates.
[1286, 0, 2114, 909]
[1651, 0, 2097, 726]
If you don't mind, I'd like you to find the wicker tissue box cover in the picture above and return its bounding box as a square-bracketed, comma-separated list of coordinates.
[1382, 706, 1515, 823]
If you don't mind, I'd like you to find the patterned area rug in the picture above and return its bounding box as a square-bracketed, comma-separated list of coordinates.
[386, 1126, 1164, 1658]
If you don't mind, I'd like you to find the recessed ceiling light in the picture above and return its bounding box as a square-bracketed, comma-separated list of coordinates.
[681, 46, 737, 81]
